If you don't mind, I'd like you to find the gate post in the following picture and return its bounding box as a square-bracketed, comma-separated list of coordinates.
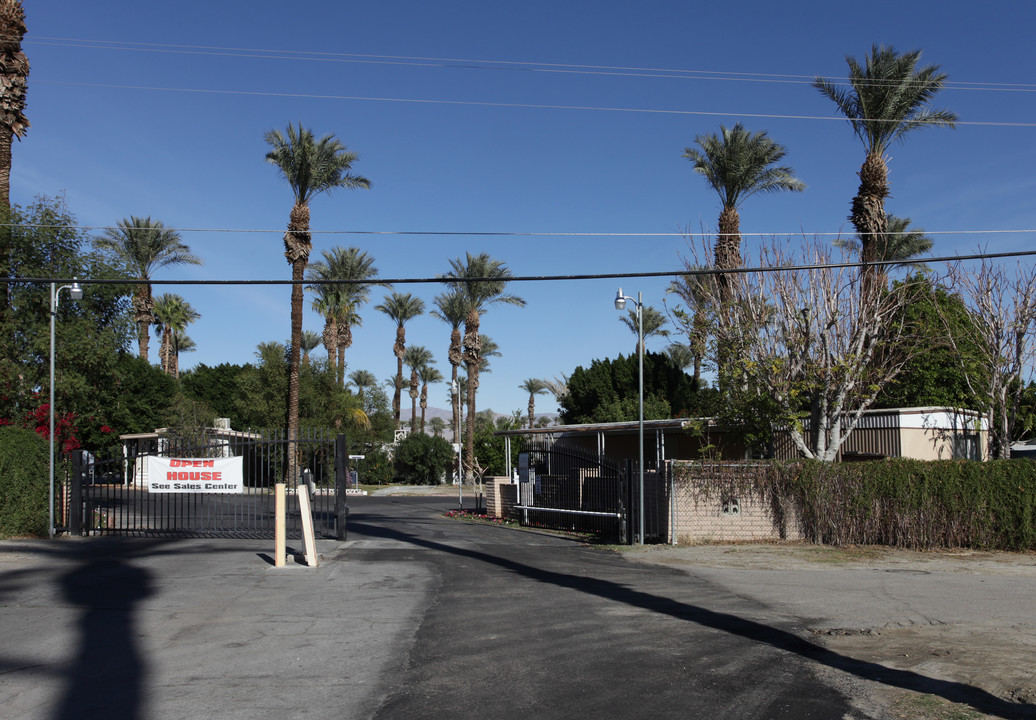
[69, 451, 83, 536]
[334, 434, 349, 541]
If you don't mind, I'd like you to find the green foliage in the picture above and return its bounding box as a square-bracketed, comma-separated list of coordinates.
[393, 432, 455, 485]
[0, 196, 135, 439]
[876, 277, 984, 409]
[180, 363, 248, 426]
[561, 351, 709, 424]
[0, 427, 52, 537]
[357, 447, 393, 486]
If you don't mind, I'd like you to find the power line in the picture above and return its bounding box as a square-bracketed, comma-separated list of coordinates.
[24, 36, 1036, 93]
[13, 248, 1036, 288]
[3, 222, 1034, 238]
[35, 80, 1036, 128]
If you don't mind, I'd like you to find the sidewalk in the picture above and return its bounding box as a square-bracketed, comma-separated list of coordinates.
[0, 536, 432, 720]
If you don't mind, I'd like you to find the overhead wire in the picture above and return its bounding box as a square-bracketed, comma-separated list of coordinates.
[12, 248, 1036, 288]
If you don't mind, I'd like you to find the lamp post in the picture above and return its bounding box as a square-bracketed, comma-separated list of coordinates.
[50, 278, 83, 539]
[450, 379, 463, 509]
[614, 287, 644, 545]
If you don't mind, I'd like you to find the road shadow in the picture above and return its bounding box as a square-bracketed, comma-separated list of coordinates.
[346, 516, 1035, 720]
[53, 556, 154, 720]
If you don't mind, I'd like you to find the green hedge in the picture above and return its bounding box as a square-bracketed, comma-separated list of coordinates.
[0, 427, 54, 538]
[790, 459, 1036, 550]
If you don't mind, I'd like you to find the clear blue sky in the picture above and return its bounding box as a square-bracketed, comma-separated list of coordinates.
[14, 1, 1036, 418]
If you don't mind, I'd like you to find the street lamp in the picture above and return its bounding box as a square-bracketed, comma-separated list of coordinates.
[450, 379, 463, 509]
[50, 278, 83, 538]
[614, 287, 644, 545]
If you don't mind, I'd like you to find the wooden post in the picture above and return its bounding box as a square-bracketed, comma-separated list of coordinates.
[275, 483, 286, 567]
[298, 483, 319, 567]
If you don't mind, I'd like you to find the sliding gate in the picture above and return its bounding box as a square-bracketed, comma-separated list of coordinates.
[516, 443, 629, 543]
[69, 429, 348, 539]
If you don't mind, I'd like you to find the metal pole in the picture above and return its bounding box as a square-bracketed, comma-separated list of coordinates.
[48, 283, 56, 540]
[637, 291, 644, 546]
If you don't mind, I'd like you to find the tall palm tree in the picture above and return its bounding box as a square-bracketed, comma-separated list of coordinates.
[519, 378, 547, 430]
[442, 253, 526, 479]
[417, 364, 444, 434]
[682, 124, 805, 303]
[403, 345, 433, 433]
[347, 369, 378, 397]
[427, 416, 447, 438]
[620, 305, 670, 354]
[152, 293, 200, 375]
[814, 45, 956, 280]
[94, 216, 201, 361]
[374, 291, 425, 426]
[265, 123, 369, 481]
[667, 271, 714, 385]
[300, 329, 322, 365]
[431, 288, 472, 451]
[0, 0, 29, 208]
[476, 335, 502, 373]
[833, 215, 934, 268]
[169, 333, 196, 378]
[306, 246, 384, 385]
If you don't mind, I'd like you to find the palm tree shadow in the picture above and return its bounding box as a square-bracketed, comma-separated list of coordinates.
[351, 519, 1035, 720]
[54, 558, 154, 720]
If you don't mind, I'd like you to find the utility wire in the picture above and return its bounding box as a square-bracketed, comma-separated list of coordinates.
[3, 222, 1034, 238]
[13, 248, 1036, 288]
[24, 36, 1036, 93]
[35, 80, 1036, 127]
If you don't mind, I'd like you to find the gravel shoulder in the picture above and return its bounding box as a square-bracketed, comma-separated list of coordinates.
[622, 542, 1036, 719]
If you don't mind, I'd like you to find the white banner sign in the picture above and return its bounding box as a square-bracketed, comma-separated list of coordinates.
[147, 456, 244, 494]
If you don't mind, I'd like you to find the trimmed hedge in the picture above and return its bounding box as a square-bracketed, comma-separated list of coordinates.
[791, 459, 1036, 550]
[0, 426, 53, 538]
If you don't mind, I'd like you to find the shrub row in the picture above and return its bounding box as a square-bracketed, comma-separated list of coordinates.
[0, 427, 53, 538]
[789, 459, 1036, 550]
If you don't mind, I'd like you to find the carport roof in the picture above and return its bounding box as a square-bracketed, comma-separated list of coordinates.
[493, 417, 716, 437]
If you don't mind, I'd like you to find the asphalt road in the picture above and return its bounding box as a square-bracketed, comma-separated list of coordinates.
[2, 496, 1030, 719]
[345, 496, 857, 719]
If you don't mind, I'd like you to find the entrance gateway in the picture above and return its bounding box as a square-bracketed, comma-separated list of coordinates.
[65, 429, 350, 539]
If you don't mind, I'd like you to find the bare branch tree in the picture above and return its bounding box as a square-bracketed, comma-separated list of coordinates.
[688, 235, 919, 460]
[943, 258, 1036, 458]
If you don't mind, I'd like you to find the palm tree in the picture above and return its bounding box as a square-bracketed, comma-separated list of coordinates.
[170, 333, 196, 378]
[519, 378, 548, 429]
[683, 124, 805, 303]
[347, 369, 378, 397]
[833, 215, 934, 268]
[374, 291, 425, 425]
[417, 364, 444, 434]
[306, 246, 385, 385]
[428, 416, 447, 438]
[431, 289, 472, 451]
[94, 216, 202, 361]
[152, 294, 200, 375]
[300, 329, 322, 365]
[0, 0, 29, 207]
[265, 123, 369, 480]
[667, 271, 715, 385]
[442, 253, 526, 479]
[543, 375, 568, 409]
[476, 335, 502, 373]
[620, 305, 670, 354]
[403, 345, 433, 433]
[814, 45, 956, 280]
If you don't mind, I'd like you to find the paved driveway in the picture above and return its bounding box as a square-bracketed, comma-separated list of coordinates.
[1, 496, 1031, 719]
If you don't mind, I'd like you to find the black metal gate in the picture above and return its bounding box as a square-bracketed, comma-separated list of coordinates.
[516, 443, 628, 543]
[66, 429, 348, 539]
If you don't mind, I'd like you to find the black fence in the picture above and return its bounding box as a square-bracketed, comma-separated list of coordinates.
[516, 443, 628, 542]
[62, 428, 348, 539]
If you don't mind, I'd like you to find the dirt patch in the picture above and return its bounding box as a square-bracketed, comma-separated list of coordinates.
[624, 543, 1036, 719]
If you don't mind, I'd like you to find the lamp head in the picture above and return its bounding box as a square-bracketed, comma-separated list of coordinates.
[69, 278, 83, 301]
[614, 288, 626, 311]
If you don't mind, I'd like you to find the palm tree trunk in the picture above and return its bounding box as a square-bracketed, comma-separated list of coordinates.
[409, 370, 419, 433]
[420, 384, 428, 434]
[284, 201, 311, 485]
[393, 325, 405, 426]
[0, 125, 11, 208]
[715, 205, 742, 306]
[528, 396, 535, 430]
[448, 326, 462, 446]
[852, 152, 891, 296]
[134, 285, 153, 361]
[463, 310, 481, 481]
